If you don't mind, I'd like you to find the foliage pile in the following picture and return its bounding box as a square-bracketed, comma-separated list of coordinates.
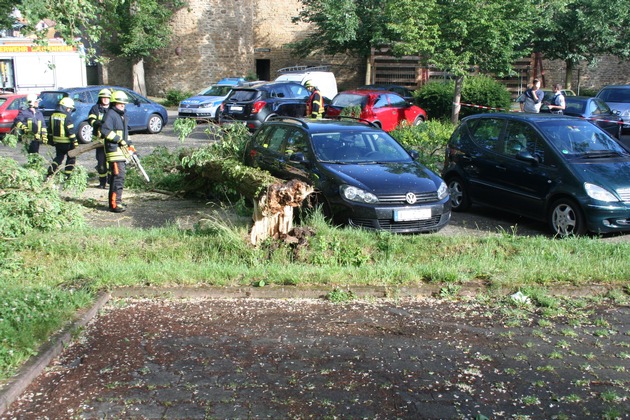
[0, 156, 84, 238]
[390, 120, 455, 173]
[416, 75, 512, 121]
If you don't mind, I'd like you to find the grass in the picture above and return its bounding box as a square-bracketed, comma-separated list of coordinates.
[1, 210, 629, 382]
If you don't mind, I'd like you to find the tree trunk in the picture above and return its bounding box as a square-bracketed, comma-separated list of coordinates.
[132, 58, 147, 97]
[564, 59, 574, 91]
[181, 158, 313, 245]
[451, 75, 464, 125]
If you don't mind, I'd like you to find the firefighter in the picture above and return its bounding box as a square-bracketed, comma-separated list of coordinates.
[305, 80, 323, 119]
[88, 88, 112, 189]
[13, 93, 47, 154]
[46, 97, 77, 179]
[101, 90, 135, 213]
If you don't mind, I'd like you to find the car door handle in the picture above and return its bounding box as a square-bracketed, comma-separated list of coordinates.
[495, 165, 507, 171]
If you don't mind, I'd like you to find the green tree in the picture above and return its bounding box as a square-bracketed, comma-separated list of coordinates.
[99, 0, 186, 96]
[387, 0, 537, 123]
[10, 0, 185, 96]
[532, 0, 630, 90]
[290, 0, 390, 58]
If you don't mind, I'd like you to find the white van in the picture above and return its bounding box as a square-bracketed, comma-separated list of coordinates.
[274, 65, 338, 100]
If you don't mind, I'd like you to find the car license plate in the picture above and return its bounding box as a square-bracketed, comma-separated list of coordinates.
[230, 105, 243, 112]
[394, 208, 431, 221]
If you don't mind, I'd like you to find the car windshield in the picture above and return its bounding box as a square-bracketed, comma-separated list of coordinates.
[199, 86, 232, 96]
[330, 94, 368, 108]
[311, 131, 412, 163]
[538, 120, 629, 157]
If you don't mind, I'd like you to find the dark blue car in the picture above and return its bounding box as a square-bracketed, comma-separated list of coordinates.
[38, 85, 168, 143]
[243, 117, 451, 233]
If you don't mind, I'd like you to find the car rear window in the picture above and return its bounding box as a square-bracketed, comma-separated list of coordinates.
[39, 92, 66, 109]
[331, 94, 368, 108]
[227, 89, 258, 102]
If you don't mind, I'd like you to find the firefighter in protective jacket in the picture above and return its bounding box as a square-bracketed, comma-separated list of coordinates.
[88, 88, 112, 188]
[101, 90, 134, 213]
[46, 97, 77, 179]
[13, 94, 47, 154]
[305, 80, 323, 119]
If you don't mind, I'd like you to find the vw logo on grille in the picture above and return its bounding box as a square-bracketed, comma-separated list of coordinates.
[405, 192, 417, 204]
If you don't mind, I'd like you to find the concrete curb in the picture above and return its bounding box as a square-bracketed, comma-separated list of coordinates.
[0, 283, 616, 415]
[0, 293, 111, 415]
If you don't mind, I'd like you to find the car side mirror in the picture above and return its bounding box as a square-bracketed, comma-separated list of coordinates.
[289, 152, 307, 163]
[516, 149, 539, 166]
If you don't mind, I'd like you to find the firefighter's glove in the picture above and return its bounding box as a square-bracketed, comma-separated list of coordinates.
[73, 141, 79, 149]
[128, 145, 136, 154]
[42, 136, 48, 145]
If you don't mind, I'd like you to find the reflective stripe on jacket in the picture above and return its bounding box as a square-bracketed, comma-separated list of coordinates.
[101, 106, 129, 162]
[49, 109, 76, 144]
[14, 108, 47, 140]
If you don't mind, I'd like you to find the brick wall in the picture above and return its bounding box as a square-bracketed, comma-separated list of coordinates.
[541, 56, 630, 93]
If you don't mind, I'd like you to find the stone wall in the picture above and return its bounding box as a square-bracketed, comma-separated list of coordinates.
[102, 0, 364, 97]
[542, 56, 630, 93]
[100, 1, 629, 97]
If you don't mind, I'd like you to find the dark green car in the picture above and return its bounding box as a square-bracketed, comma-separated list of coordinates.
[442, 113, 630, 236]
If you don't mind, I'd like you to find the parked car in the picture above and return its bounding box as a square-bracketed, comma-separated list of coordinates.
[218, 81, 310, 132]
[561, 96, 623, 139]
[596, 85, 630, 134]
[178, 84, 235, 121]
[359, 84, 415, 104]
[442, 113, 630, 236]
[274, 65, 338, 101]
[38, 86, 168, 143]
[243, 116, 450, 233]
[0, 94, 27, 137]
[325, 89, 427, 132]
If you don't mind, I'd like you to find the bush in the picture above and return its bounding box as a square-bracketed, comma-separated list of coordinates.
[460, 75, 512, 118]
[415, 81, 454, 121]
[163, 89, 193, 107]
[415, 75, 513, 120]
[390, 120, 456, 173]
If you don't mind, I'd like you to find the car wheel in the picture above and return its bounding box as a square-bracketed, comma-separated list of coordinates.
[548, 198, 587, 237]
[77, 121, 93, 144]
[447, 176, 471, 212]
[147, 114, 164, 134]
[412, 115, 425, 126]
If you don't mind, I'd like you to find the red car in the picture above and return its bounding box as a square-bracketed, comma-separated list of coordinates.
[325, 89, 427, 132]
[0, 94, 27, 137]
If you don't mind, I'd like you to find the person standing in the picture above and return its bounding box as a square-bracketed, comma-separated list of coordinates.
[13, 93, 48, 154]
[305, 80, 323, 119]
[520, 79, 544, 113]
[547, 84, 566, 114]
[88, 88, 112, 189]
[101, 90, 134, 213]
[46, 97, 77, 179]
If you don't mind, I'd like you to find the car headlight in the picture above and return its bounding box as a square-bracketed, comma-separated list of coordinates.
[340, 185, 378, 204]
[437, 181, 448, 200]
[199, 103, 214, 109]
[584, 183, 618, 202]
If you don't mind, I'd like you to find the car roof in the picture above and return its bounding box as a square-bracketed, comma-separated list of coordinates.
[0, 93, 26, 98]
[462, 112, 583, 123]
[263, 116, 384, 133]
[599, 85, 630, 90]
[232, 81, 303, 91]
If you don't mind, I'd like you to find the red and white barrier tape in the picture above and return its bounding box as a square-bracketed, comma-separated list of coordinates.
[458, 102, 626, 125]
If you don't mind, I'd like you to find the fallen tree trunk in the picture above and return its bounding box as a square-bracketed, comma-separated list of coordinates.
[180, 157, 313, 245]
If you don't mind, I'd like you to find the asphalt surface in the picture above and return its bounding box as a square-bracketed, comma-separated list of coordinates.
[1, 293, 629, 419]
